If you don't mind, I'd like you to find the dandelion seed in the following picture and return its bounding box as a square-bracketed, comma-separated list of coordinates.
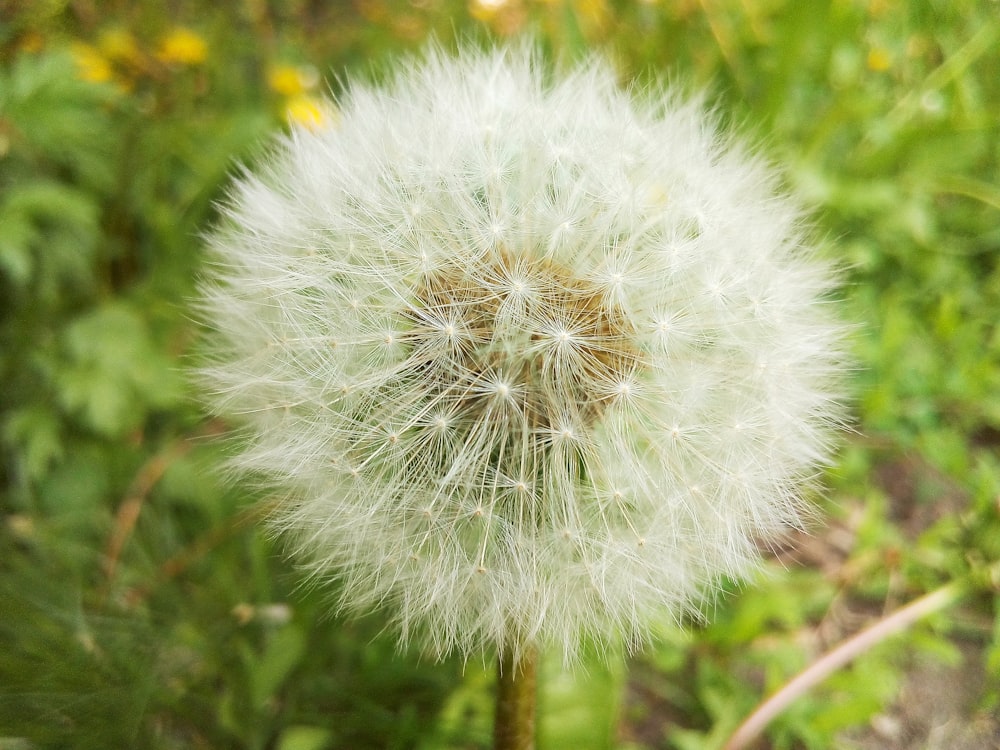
[197, 44, 847, 665]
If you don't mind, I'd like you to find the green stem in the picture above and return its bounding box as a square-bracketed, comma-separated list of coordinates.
[494, 644, 538, 750]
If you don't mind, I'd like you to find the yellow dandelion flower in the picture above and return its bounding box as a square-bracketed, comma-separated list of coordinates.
[285, 95, 336, 131]
[157, 27, 207, 66]
[98, 28, 141, 66]
[575, 0, 610, 25]
[866, 47, 891, 72]
[71, 42, 113, 83]
[268, 64, 318, 98]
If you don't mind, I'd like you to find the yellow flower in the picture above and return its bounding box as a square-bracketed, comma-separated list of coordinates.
[157, 27, 207, 66]
[574, 0, 610, 24]
[268, 64, 319, 98]
[98, 28, 141, 66]
[866, 47, 891, 72]
[284, 95, 336, 131]
[71, 42, 113, 83]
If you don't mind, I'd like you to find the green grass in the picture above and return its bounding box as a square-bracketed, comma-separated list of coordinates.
[1, 1, 998, 748]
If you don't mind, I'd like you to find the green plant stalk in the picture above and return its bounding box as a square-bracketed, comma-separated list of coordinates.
[723, 580, 967, 750]
[494, 644, 538, 750]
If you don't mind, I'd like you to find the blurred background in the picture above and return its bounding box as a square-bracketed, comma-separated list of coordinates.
[1, 1, 998, 748]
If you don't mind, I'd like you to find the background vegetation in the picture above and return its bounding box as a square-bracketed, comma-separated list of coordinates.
[1, 1, 998, 748]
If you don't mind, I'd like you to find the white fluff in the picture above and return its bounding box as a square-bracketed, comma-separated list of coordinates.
[197, 44, 847, 662]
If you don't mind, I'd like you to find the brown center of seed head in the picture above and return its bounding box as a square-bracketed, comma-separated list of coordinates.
[408, 248, 641, 432]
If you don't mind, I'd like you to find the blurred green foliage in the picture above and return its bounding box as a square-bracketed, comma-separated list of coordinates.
[1, 1, 998, 748]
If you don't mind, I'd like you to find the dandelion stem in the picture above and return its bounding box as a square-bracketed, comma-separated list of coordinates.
[722, 580, 966, 750]
[494, 644, 538, 750]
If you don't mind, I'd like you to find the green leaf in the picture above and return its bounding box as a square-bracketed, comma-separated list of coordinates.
[538, 652, 624, 750]
[0, 179, 100, 290]
[0, 49, 118, 189]
[249, 623, 308, 710]
[2, 405, 63, 481]
[276, 726, 334, 750]
[0, 212, 36, 284]
[416, 660, 493, 750]
[55, 302, 184, 436]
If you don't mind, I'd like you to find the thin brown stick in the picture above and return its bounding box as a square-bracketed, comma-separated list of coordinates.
[723, 581, 966, 750]
[101, 439, 193, 592]
[123, 498, 279, 606]
[494, 644, 538, 750]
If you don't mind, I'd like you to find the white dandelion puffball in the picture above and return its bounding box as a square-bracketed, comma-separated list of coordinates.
[199, 45, 846, 661]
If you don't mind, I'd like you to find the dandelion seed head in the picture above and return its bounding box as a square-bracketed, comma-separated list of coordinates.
[197, 43, 848, 663]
